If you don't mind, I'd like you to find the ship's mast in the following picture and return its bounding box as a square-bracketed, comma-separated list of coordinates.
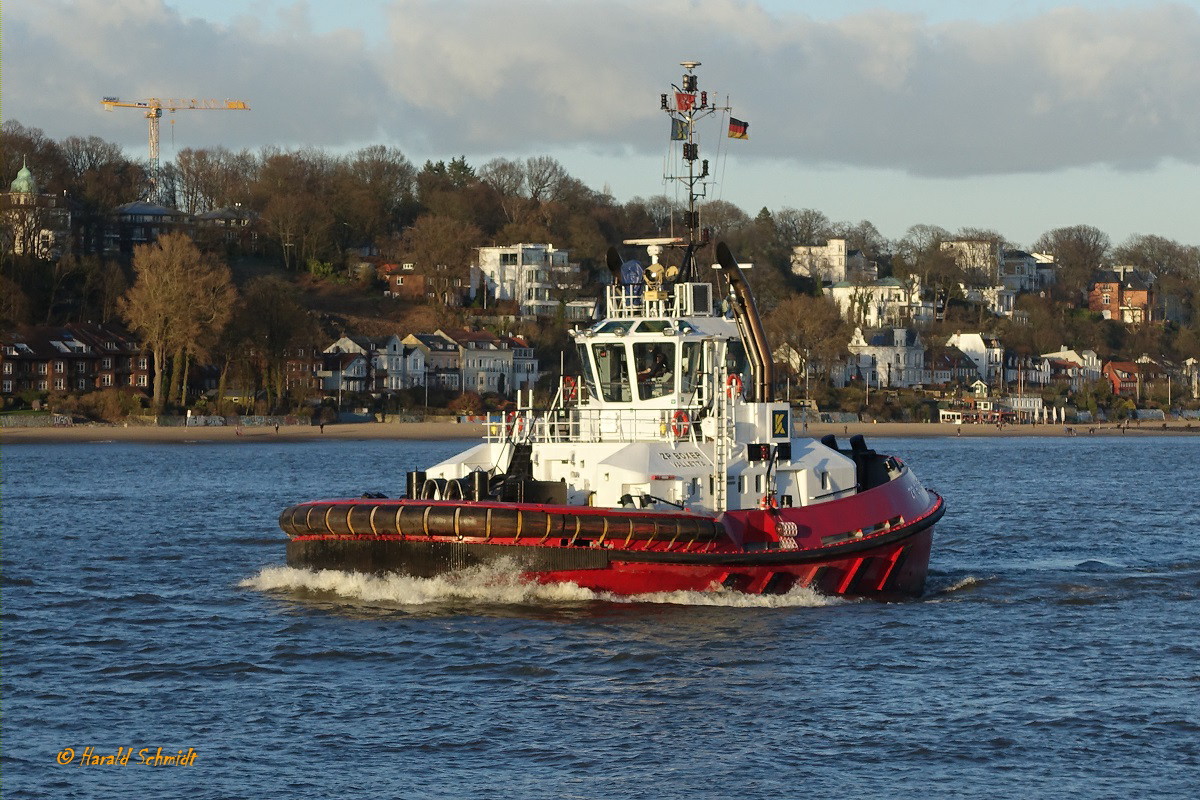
[661, 61, 726, 278]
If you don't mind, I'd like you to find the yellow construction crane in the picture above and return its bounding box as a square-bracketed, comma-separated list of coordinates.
[101, 97, 251, 201]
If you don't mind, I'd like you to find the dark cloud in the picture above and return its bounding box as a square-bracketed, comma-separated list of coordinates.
[7, 1, 1199, 176]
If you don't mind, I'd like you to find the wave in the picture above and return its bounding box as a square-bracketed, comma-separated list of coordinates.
[924, 574, 993, 597]
[241, 564, 841, 609]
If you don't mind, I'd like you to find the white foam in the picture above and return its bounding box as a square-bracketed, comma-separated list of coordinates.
[242, 564, 842, 608]
[607, 584, 841, 608]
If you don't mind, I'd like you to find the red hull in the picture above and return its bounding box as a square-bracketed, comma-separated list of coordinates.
[282, 466, 942, 599]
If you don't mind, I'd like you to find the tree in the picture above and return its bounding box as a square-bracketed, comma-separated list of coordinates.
[895, 224, 958, 296]
[774, 207, 832, 248]
[524, 156, 569, 204]
[226, 276, 321, 411]
[479, 157, 529, 225]
[261, 192, 333, 269]
[764, 295, 851, 380]
[119, 233, 236, 412]
[0, 273, 30, 328]
[830, 219, 890, 259]
[392, 214, 483, 305]
[1113, 234, 1200, 278]
[333, 145, 418, 245]
[78, 256, 127, 323]
[699, 199, 750, 242]
[1033, 225, 1111, 302]
[621, 194, 685, 238]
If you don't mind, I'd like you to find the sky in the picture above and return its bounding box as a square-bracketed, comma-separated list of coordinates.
[4, 0, 1200, 249]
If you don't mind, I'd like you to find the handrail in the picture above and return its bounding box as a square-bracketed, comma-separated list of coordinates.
[485, 407, 710, 445]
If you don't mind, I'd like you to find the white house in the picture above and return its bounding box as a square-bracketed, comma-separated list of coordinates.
[319, 352, 369, 394]
[403, 332, 460, 391]
[942, 240, 1028, 318]
[945, 332, 1005, 385]
[435, 329, 539, 396]
[1005, 394, 1045, 423]
[846, 327, 925, 388]
[1184, 357, 1199, 400]
[471, 243, 588, 318]
[825, 277, 935, 328]
[942, 240, 1000, 284]
[1003, 353, 1051, 389]
[1000, 249, 1042, 292]
[506, 335, 540, 392]
[1039, 346, 1102, 384]
[791, 238, 877, 284]
[324, 334, 425, 391]
[3, 159, 72, 259]
[1032, 252, 1058, 288]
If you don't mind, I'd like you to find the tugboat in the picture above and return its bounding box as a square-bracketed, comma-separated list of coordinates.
[280, 62, 945, 598]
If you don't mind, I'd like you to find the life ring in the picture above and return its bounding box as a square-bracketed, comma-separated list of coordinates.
[726, 373, 744, 398]
[670, 410, 691, 438]
[562, 375, 578, 403]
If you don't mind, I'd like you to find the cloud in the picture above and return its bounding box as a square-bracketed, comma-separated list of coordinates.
[6, 0, 1200, 177]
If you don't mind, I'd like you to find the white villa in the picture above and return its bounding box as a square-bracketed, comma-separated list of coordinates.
[825, 277, 935, 328]
[945, 332, 1005, 385]
[324, 334, 425, 391]
[845, 327, 925, 388]
[471, 243, 593, 320]
[791, 238, 877, 284]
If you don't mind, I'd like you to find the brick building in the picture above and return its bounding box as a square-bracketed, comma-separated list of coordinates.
[1, 323, 150, 397]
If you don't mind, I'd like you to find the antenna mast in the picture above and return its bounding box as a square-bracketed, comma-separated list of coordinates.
[661, 61, 729, 277]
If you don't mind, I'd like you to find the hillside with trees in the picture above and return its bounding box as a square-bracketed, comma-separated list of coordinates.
[3, 119, 1199, 419]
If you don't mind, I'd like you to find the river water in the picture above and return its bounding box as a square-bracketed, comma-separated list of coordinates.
[2, 436, 1198, 799]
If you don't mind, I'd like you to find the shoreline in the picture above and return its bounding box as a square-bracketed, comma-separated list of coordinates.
[2, 419, 1198, 444]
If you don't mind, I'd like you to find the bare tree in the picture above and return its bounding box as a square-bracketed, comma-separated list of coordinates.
[524, 156, 568, 204]
[774, 207, 833, 248]
[119, 233, 236, 412]
[261, 192, 333, 268]
[764, 295, 851, 380]
[1033, 225, 1111, 302]
[394, 215, 483, 305]
[830, 219, 890, 258]
[699, 199, 750, 241]
[1114, 234, 1200, 278]
[226, 276, 322, 410]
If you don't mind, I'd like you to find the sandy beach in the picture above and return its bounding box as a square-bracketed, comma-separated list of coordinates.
[3, 418, 1197, 444]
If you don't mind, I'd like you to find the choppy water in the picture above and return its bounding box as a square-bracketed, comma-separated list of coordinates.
[2, 436, 1198, 799]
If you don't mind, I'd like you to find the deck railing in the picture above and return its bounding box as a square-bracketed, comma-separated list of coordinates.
[605, 282, 714, 318]
[485, 407, 704, 444]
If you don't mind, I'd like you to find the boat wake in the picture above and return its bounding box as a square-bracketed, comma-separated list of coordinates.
[242, 564, 841, 609]
[242, 564, 595, 606]
[607, 585, 840, 608]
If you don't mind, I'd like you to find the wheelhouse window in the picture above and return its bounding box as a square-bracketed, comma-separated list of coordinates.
[592, 343, 631, 402]
[634, 341, 675, 400]
[575, 343, 598, 399]
[680, 341, 704, 396]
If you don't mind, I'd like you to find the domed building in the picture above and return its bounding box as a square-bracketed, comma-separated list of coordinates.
[2, 158, 73, 259]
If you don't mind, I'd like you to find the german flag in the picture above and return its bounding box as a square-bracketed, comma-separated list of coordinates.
[728, 117, 749, 139]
